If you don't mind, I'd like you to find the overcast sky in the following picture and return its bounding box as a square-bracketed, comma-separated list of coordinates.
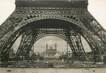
[0, 0, 106, 53]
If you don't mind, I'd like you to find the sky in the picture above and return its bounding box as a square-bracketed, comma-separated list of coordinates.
[0, 0, 106, 53]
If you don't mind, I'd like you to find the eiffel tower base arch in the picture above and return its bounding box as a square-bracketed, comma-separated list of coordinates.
[0, 0, 106, 67]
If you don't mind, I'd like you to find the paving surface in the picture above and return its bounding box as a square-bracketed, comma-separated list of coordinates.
[0, 68, 105, 73]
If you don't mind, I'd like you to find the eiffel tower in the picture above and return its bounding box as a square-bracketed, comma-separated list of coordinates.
[0, 0, 106, 67]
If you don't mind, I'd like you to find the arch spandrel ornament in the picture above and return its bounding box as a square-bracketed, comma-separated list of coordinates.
[0, 12, 88, 47]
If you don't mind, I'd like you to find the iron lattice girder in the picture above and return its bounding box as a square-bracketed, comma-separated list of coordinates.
[36, 28, 66, 41]
[81, 31, 103, 56]
[16, 30, 37, 59]
[0, 29, 22, 61]
[0, 7, 87, 47]
[16, 0, 88, 8]
[0, 0, 105, 63]
[64, 29, 88, 60]
[15, 28, 89, 60]
[80, 17, 106, 46]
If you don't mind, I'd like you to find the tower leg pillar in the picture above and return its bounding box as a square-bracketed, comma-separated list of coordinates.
[103, 52, 106, 64]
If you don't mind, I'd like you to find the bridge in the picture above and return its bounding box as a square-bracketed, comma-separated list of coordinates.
[0, 0, 106, 68]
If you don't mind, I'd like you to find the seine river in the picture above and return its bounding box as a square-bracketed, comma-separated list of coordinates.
[0, 68, 105, 73]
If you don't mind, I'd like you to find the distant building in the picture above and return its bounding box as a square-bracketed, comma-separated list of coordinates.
[46, 46, 57, 57]
[41, 43, 61, 59]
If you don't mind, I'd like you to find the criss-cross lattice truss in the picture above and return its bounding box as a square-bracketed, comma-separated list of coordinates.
[0, 0, 106, 67]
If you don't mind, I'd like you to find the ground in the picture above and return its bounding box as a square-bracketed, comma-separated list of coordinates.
[0, 68, 105, 73]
